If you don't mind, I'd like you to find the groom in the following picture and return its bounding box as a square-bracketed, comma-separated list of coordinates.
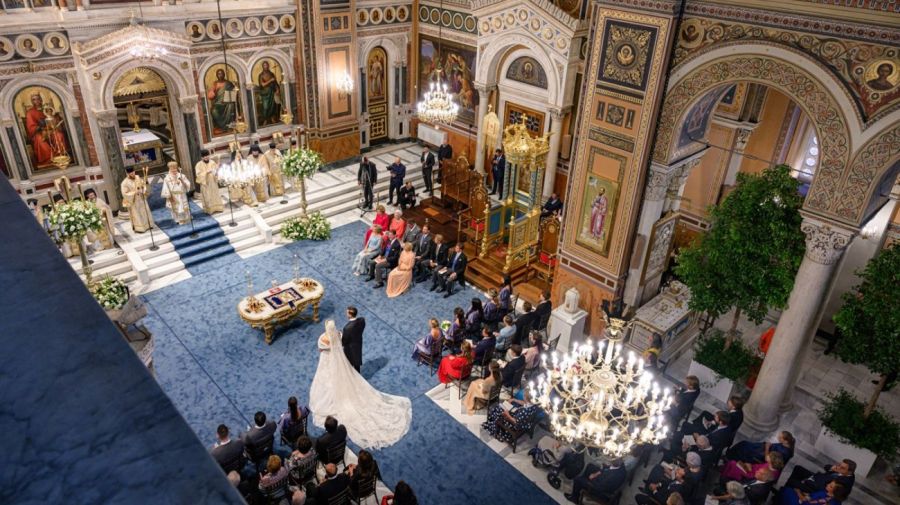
[342, 306, 365, 372]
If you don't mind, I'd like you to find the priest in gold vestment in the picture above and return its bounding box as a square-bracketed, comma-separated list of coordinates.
[120, 166, 154, 233]
[160, 161, 192, 225]
[264, 142, 284, 196]
[249, 144, 269, 203]
[84, 188, 115, 250]
[194, 149, 224, 214]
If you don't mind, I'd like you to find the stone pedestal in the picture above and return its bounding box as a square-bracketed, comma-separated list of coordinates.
[549, 306, 587, 352]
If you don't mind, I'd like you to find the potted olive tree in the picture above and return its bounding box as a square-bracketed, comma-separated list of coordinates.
[815, 244, 900, 476]
[676, 165, 805, 402]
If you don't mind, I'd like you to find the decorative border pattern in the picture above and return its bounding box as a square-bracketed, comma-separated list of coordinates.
[418, 5, 477, 34]
[184, 15, 295, 42]
[838, 123, 900, 222]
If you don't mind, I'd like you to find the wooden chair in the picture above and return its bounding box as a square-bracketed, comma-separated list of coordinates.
[288, 454, 317, 487]
[531, 217, 560, 285]
[351, 474, 378, 505]
[475, 382, 502, 413]
[327, 488, 351, 505]
[415, 336, 444, 375]
[245, 436, 275, 472]
[323, 440, 347, 470]
[498, 407, 539, 453]
[280, 414, 308, 450]
[218, 450, 246, 475]
[259, 473, 290, 505]
[471, 349, 493, 379]
[505, 366, 526, 398]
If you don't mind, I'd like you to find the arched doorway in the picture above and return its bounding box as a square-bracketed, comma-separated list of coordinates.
[112, 67, 179, 177]
[366, 46, 389, 145]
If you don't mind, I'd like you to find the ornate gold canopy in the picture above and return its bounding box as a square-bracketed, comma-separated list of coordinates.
[502, 115, 550, 163]
[113, 67, 167, 98]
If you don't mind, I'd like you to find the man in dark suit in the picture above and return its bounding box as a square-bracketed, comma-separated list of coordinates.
[412, 225, 435, 279]
[358, 157, 377, 209]
[418, 232, 447, 282]
[533, 290, 552, 331]
[565, 458, 627, 503]
[666, 375, 700, 429]
[784, 459, 856, 494]
[366, 230, 401, 287]
[437, 141, 452, 182]
[210, 424, 245, 473]
[431, 242, 466, 297]
[341, 307, 365, 372]
[513, 301, 537, 345]
[744, 467, 776, 503]
[420, 147, 435, 195]
[387, 157, 406, 205]
[500, 344, 525, 387]
[541, 192, 564, 218]
[474, 326, 496, 363]
[682, 396, 744, 445]
[398, 181, 417, 210]
[242, 411, 277, 465]
[316, 463, 351, 503]
[490, 148, 506, 196]
[315, 416, 349, 463]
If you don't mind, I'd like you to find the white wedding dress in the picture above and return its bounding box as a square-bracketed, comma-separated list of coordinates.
[308, 321, 412, 449]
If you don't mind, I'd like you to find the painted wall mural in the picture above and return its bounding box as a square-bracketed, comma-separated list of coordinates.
[676, 84, 729, 151]
[251, 58, 284, 128]
[203, 63, 242, 137]
[576, 173, 619, 256]
[418, 35, 478, 124]
[367, 47, 387, 102]
[14, 86, 76, 171]
[598, 20, 657, 93]
[505, 56, 548, 89]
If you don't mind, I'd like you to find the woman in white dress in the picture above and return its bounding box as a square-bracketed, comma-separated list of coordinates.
[309, 320, 411, 450]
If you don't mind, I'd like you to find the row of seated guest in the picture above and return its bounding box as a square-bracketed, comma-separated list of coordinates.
[364, 207, 406, 246]
[778, 459, 856, 505]
[664, 395, 745, 462]
[636, 450, 707, 505]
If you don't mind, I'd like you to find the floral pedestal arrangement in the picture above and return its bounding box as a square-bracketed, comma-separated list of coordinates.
[281, 211, 331, 241]
[282, 147, 323, 216]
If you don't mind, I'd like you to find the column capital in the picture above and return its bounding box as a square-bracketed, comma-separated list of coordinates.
[549, 107, 569, 121]
[645, 162, 676, 201]
[178, 95, 199, 109]
[734, 127, 753, 150]
[473, 82, 496, 94]
[800, 218, 855, 265]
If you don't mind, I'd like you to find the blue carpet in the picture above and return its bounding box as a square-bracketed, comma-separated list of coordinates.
[142, 220, 556, 505]
[147, 181, 239, 275]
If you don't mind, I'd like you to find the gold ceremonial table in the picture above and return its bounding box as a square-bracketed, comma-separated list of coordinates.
[238, 278, 324, 344]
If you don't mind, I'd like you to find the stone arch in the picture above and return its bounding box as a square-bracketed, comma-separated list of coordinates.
[475, 29, 562, 107]
[358, 35, 406, 69]
[196, 55, 252, 90]
[248, 48, 295, 83]
[845, 123, 900, 225]
[653, 44, 856, 223]
[101, 58, 194, 113]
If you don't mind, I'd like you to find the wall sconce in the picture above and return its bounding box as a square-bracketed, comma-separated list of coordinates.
[336, 72, 354, 99]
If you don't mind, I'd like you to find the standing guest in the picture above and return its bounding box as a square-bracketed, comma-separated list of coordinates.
[541, 192, 564, 218]
[342, 307, 366, 373]
[386, 242, 415, 298]
[779, 480, 849, 505]
[495, 315, 516, 353]
[161, 162, 192, 225]
[286, 435, 317, 484]
[259, 454, 288, 489]
[728, 430, 795, 466]
[490, 148, 506, 197]
[398, 181, 417, 210]
[265, 142, 285, 196]
[412, 225, 435, 279]
[314, 416, 348, 463]
[381, 480, 418, 505]
[500, 344, 526, 388]
[248, 145, 269, 203]
[464, 361, 501, 414]
[210, 424, 245, 472]
[364, 205, 390, 246]
[437, 141, 452, 182]
[513, 301, 537, 345]
[473, 326, 496, 364]
[278, 396, 310, 447]
[358, 156, 377, 209]
[366, 229, 400, 287]
[465, 298, 485, 338]
[418, 233, 448, 282]
[243, 411, 277, 462]
[783, 460, 856, 494]
[388, 210, 407, 241]
[667, 375, 701, 428]
[438, 340, 474, 384]
[412, 318, 444, 359]
[533, 290, 552, 331]
[120, 166, 154, 233]
[482, 389, 541, 443]
[346, 450, 381, 499]
[445, 307, 467, 349]
[564, 457, 627, 503]
[353, 225, 383, 276]
[420, 146, 435, 195]
[431, 242, 467, 297]
[315, 463, 351, 503]
[387, 157, 406, 205]
[484, 289, 501, 329]
[498, 275, 514, 317]
[195, 149, 224, 213]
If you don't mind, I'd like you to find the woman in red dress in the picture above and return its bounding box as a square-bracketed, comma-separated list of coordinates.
[437, 340, 474, 384]
[364, 204, 391, 247]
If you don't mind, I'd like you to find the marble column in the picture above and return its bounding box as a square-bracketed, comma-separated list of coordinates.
[722, 126, 754, 188]
[95, 109, 125, 206]
[179, 96, 201, 185]
[472, 85, 491, 176]
[542, 108, 566, 198]
[664, 159, 698, 214]
[743, 218, 855, 432]
[2, 119, 29, 181]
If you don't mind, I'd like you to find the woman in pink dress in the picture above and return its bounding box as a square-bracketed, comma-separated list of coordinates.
[364, 205, 391, 247]
[388, 210, 406, 241]
[720, 449, 784, 483]
[386, 242, 415, 298]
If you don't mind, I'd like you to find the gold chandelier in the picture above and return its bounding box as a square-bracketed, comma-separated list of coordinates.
[416, 0, 458, 125]
[528, 331, 674, 457]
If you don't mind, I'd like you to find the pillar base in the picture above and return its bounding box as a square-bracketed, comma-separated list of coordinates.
[742, 404, 782, 433]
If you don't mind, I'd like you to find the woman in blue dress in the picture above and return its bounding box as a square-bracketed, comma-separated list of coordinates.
[727, 430, 795, 465]
[353, 225, 383, 275]
[498, 275, 513, 317]
[482, 390, 541, 444]
[779, 480, 848, 505]
[465, 298, 484, 339]
[412, 318, 444, 360]
[445, 307, 466, 349]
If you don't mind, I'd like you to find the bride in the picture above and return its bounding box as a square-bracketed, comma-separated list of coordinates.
[309, 320, 412, 449]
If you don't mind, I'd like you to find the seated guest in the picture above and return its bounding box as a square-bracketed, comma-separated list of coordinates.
[366, 230, 401, 287]
[386, 242, 415, 297]
[665, 411, 732, 461]
[541, 192, 564, 218]
[228, 470, 261, 504]
[259, 454, 289, 490]
[437, 340, 474, 384]
[727, 430, 795, 466]
[707, 480, 751, 505]
[412, 225, 435, 279]
[286, 435, 317, 484]
[346, 449, 381, 499]
[364, 205, 390, 246]
[564, 457, 627, 503]
[353, 225, 383, 275]
[636, 464, 693, 505]
[779, 480, 849, 505]
[412, 318, 444, 360]
[483, 289, 501, 329]
[315, 463, 351, 503]
[417, 233, 447, 282]
[744, 467, 777, 504]
[533, 290, 552, 331]
[667, 493, 685, 505]
[482, 389, 541, 443]
[243, 411, 277, 463]
[646, 452, 703, 496]
[666, 375, 701, 428]
[211, 424, 245, 472]
[721, 450, 784, 483]
[398, 181, 417, 209]
[315, 416, 348, 463]
[694, 435, 718, 470]
[473, 326, 496, 364]
[465, 298, 484, 338]
[783, 459, 856, 495]
[500, 344, 526, 388]
[464, 361, 501, 414]
[684, 396, 744, 437]
[498, 275, 514, 317]
[430, 242, 467, 297]
[402, 219, 421, 244]
[522, 331, 545, 372]
[513, 301, 536, 345]
[291, 489, 308, 505]
[278, 396, 310, 447]
[445, 307, 466, 349]
[381, 480, 418, 505]
[495, 315, 516, 353]
[388, 209, 406, 240]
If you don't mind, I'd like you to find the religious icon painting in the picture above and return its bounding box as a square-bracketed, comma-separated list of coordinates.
[206, 19, 223, 40]
[186, 21, 206, 42]
[42, 32, 68, 56]
[576, 174, 619, 257]
[203, 63, 243, 137]
[864, 60, 899, 92]
[367, 47, 387, 102]
[14, 85, 76, 172]
[357, 9, 369, 26]
[280, 14, 295, 32]
[384, 6, 395, 23]
[252, 57, 284, 128]
[262, 15, 279, 35]
[15, 34, 42, 58]
[370, 8, 382, 24]
[0, 36, 15, 62]
[396, 6, 409, 22]
[244, 17, 262, 37]
[225, 18, 244, 38]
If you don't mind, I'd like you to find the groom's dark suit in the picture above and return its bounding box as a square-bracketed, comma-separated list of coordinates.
[342, 317, 365, 372]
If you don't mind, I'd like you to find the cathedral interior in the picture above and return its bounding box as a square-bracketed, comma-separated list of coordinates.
[1, 0, 899, 504]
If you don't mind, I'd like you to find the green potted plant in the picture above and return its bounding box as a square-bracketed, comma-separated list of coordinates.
[676, 165, 804, 401]
[689, 329, 758, 402]
[281, 147, 323, 216]
[816, 244, 900, 476]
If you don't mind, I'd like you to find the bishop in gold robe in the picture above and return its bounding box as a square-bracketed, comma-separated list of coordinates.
[84, 188, 115, 250]
[264, 142, 285, 196]
[161, 162, 192, 225]
[194, 149, 224, 214]
[120, 166, 154, 233]
[249, 144, 269, 203]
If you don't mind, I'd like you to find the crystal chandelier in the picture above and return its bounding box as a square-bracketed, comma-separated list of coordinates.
[416, 0, 458, 125]
[217, 155, 264, 188]
[528, 331, 674, 457]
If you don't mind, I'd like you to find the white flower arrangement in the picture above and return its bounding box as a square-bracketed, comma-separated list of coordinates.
[90, 276, 129, 311]
[282, 148, 323, 179]
[281, 211, 331, 241]
[48, 199, 103, 240]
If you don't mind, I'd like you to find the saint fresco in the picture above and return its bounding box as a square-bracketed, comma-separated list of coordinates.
[252, 58, 283, 127]
[576, 174, 619, 256]
[14, 86, 75, 171]
[203, 64, 241, 137]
